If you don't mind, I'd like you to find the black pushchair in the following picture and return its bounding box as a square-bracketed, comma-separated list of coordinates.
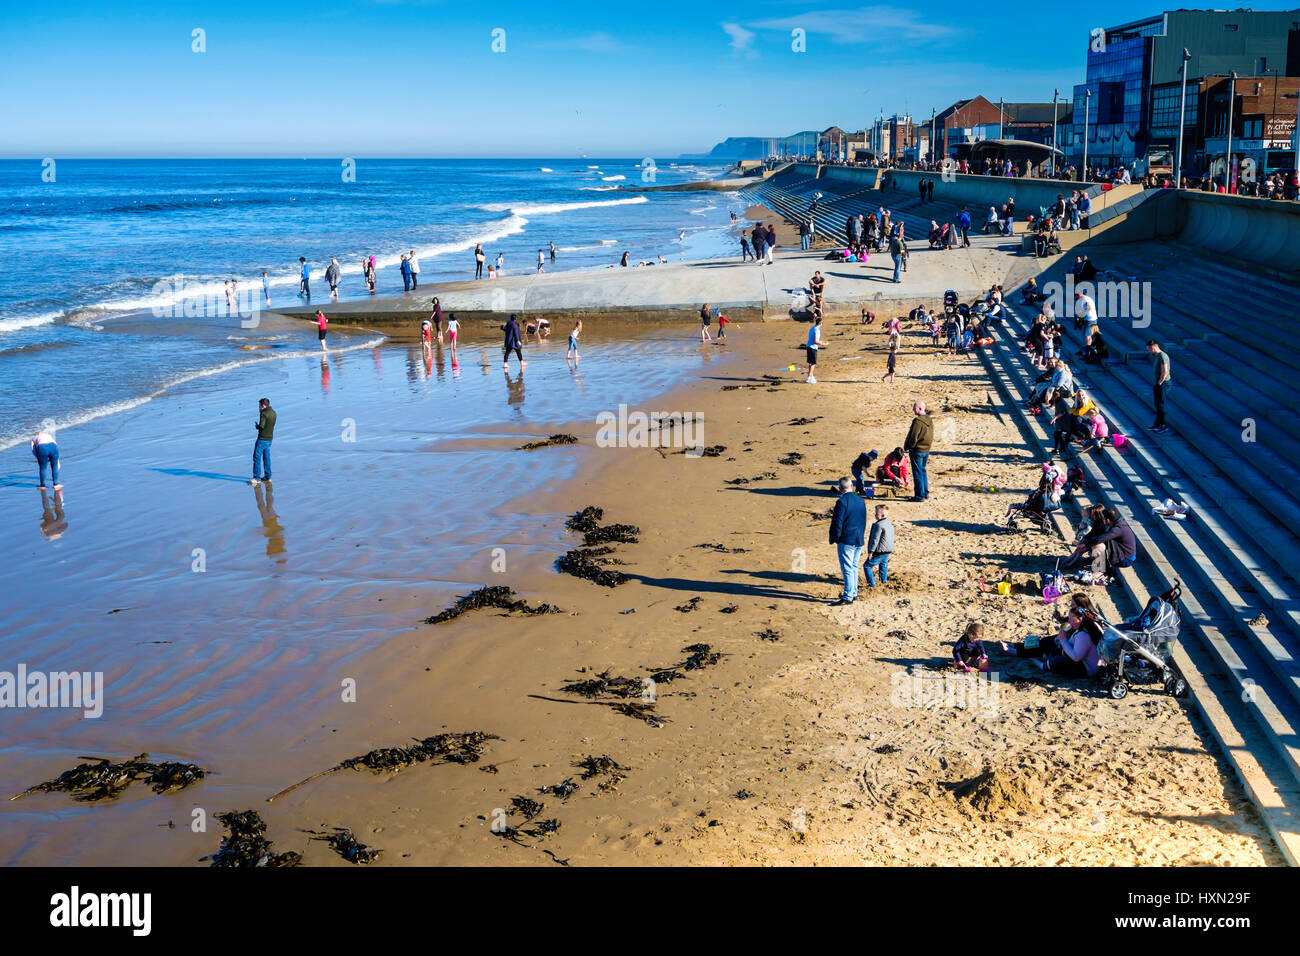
[1097, 582, 1188, 700]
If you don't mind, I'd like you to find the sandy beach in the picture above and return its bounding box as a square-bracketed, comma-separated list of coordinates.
[0, 294, 1278, 866]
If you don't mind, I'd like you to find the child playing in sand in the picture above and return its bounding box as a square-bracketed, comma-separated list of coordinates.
[716, 309, 728, 340]
[488, 265, 497, 280]
[883, 343, 897, 383]
[953, 622, 989, 672]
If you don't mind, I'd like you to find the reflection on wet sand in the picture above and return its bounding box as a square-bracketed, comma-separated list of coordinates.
[39, 488, 67, 541]
[320, 355, 331, 394]
[503, 370, 525, 409]
[253, 481, 286, 560]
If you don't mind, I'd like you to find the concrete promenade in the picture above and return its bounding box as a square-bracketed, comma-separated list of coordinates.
[276, 235, 1020, 327]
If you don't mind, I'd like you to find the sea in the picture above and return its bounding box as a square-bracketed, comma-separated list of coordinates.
[0, 157, 745, 451]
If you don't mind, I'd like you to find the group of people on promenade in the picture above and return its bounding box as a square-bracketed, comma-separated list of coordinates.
[739, 223, 778, 264]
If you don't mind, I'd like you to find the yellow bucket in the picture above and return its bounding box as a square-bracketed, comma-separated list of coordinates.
[996, 581, 1012, 596]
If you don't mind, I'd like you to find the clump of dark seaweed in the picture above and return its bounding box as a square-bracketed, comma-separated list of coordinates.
[209, 810, 301, 867]
[719, 603, 740, 614]
[609, 702, 667, 727]
[510, 795, 545, 819]
[557, 549, 629, 587]
[540, 778, 579, 800]
[566, 506, 604, 533]
[649, 643, 725, 684]
[682, 445, 726, 457]
[785, 416, 822, 426]
[576, 755, 630, 789]
[734, 789, 756, 800]
[10, 753, 206, 803]
[755, 628, 781, 642]
[778, 452, 804, 466]
[581, 522, 640, 546]
[674, 596, 702, 612]
[694, 542, 748, 554]
[425, 586, 562, 624]
[560, 670, 644, 699]
[268, 731, 498, 802]
[308, 827, 382, 865]
[725, 472, 777, 485]
[518, 434, 578, 450]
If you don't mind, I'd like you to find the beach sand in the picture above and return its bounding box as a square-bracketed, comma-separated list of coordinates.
[0, 304, 1278, 866]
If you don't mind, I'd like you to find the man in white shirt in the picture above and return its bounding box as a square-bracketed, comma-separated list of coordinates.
[409, 250, 420, 289]
[1074, 291, 1097, 333]
[806, 315, 823, 384]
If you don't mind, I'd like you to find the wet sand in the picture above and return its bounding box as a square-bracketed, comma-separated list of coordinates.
[0, 306, 1279, 865]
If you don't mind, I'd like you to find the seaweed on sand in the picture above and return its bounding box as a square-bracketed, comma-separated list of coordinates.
[755, 628, 781, 642]
[581, 522, 640, 546]
[693, 542, 748, 554]
[777, 452, 804, 466]
[208, 810, 301, 867]
[10, 753, 206, 803]
[556, 549, 629, 587]
[674, 596, 702, 612]
[518, 434, 578, 450]
[559, 670, 644, 699]
[308, 827, 382, 865]
[724, 472, 777, 485]
[565, 506, 604, 533]
[681, 445, 726, 457]
[425, 586, 562, 624]
[539, 778, 579, 800]
[783, 416, 822, 426]
[267, 731, 498, 802]
[510, 795, 545, 820]
[649, 643, 725, 684]
[576, 755, 630, 789]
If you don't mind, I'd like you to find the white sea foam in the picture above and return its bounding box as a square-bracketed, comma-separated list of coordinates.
[600, 175, 626, 182]
[579, 186, 619, 192]
[0, 311, 62, 334]
[539, 167, 554, 172]
[478, 196, 646, 217]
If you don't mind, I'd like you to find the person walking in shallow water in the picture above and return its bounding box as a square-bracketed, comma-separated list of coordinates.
[474, 243, 485, 279]
[699, 303, 713, 343]
[32, 428, 61, 491]
[298, 257, 310, 297]
[567, 319, 581, 366]
[315, 309, 328, 351]
[250, 398, 275, 486]
[501, 313, 525, 371]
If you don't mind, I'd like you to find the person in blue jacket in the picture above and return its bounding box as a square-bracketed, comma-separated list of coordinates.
[828, 476, 867, 605]
[957, 205, 972, 247]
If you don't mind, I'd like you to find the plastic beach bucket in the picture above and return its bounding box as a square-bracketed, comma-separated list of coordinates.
[1112, 434, 1128, 450]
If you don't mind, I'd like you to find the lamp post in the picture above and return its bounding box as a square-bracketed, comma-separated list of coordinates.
[999, 98, 1004, 138]
[1175, 48, 1191, 188]
[930, 107, 936, 166]
[1051, 88, 1059, 177]
[1225, 71, 1237, 192]
[1082, 89, 1091, 181]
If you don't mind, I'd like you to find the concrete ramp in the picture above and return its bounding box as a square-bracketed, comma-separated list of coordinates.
[1178, 192, 1300, 275]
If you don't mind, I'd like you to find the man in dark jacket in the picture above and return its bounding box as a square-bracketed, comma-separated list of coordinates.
[1083, 508, 1137, 582]
[251, 397, 275, 486]
[828, 477, 867, 605]
[904, 401, 934, 501]
[502, 314, 525, 371]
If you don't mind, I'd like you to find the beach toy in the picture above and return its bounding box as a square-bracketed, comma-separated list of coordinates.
[1043, 584, 1062, 604]
[786, 365, 797, 371]
[1112, 434, 1128, 449]
[996, 581, 1012, 596]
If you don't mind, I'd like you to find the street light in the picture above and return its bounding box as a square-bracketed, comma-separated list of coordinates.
[1051, 88, 1059, 177]
[930, 107, 936, 166]
[1082, 88, 1091, 181]
[1224, 71, 1237, 192]
[1175, 47, 1191, 188]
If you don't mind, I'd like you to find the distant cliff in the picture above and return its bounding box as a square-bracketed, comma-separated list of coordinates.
[682, 132, 822, 161]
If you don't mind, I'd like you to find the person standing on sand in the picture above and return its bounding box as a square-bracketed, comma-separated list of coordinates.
[699, 303, 713, 343]
[883, 343, 897, 383]
[805, 314, 823, 383]
[537, 249, 546, 274]
[31, 428, 61, 491]
[904, 401, 933, 502]
[400, 254, 412, 292]
[326, 258, 341, 300]
[474, 243, 485, 279]
[828, 476, 867, 605]
[315, 309, 328, 351]
[496, 252, 504, 274]
[250, 398, 275, 486]
[567, 319, 581, 365]
[501, 313, 525, 370]
[865, 504, 894, 587]
[620, 251, 629, 267]
[716, 309, 728, 341]
[409, 250, 420, 289]
[298, 257, 310, 297]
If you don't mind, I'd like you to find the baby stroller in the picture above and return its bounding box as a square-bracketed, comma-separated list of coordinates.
[1097, 582, 1188, 700]
[943, 289, 959, 314]
[1005, 463, 1063, 534]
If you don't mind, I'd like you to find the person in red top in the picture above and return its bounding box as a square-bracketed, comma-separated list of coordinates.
[876, 447, 910, 488]
[716, 309, 728, 340]
[315, 310, 328, 351]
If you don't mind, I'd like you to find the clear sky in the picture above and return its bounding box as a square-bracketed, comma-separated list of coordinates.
[2, 1, 1287, 157]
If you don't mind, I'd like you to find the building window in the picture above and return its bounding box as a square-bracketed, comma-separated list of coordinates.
[1149, 83, 1197, 131]
[1257, 57, 1267, 74]
[1224, 23, 1238, 31]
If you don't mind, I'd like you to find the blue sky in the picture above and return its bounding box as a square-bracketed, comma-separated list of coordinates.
[1, 1, 1282, 157]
